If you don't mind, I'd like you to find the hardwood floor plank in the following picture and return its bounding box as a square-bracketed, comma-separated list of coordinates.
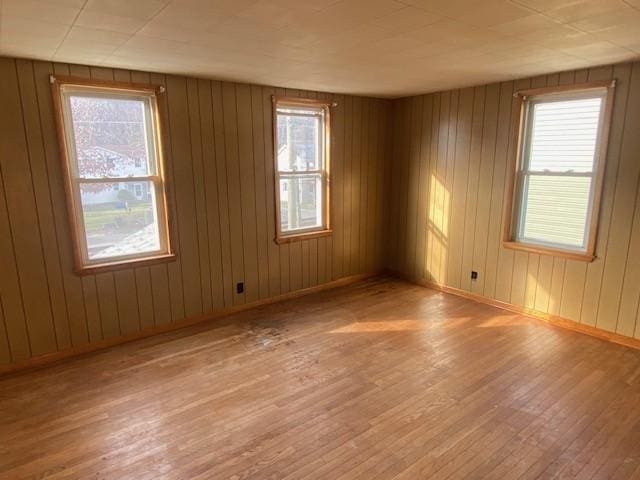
[1, 277, 639, 479]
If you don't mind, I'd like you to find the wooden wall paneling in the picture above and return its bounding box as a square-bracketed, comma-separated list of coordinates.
[165, 75, 203, 316]
[617, 182, 640, 336]
[379, 99, 391, 270]
[445, 91, 461, 285]
[330, 93, 345, 280]
[39, 62, 96, 343]
[415, 94, 433, 281]
[186, 77, 213, 313]
[471, 83, 500, 296]
[210, 80, 234, 308]
[197, 79, 224, 309]
[636, 300, 640, 339]
[426, 93, 441, 283]
[503, 78, 530, 307]
[235, 83, 260, 303]
[398, 97, 413, 276]
[15, 59, 72, 350]
[308, 229, 317, 288]
[366, 98, 380, 273]
[431, 92, 451, 283]
[0, 144, 31, 362]
[133, 267, 154, 330]
[359, 97, 370, 275]
[350, 96, 362, 276]
[596, 62, 640, 335]
[262, 86, 281, 296]
[113, 271, 140, 335]
[387, 99, 402, 272]
[458, 86, 485, 293]
[377, 99, 391, 271]
[342, 95, 353, 276]
[150, 71, 183, 324]
[377, 100, 388, 269]
[221, 82, 247, 304]
[389, 98, 403, 272]
[0, 57, 57, 356]
[250, 84, 271, 299]
[94, 273, 120, 338]
[405, 95, 423, 278]
[0, 298, 11, 364]
[147, 265, 171, 329]
[447, 87, 474, 289]
[580, 64, 632, 327]
[325, 96, 337, 283]
[598, 62, 640, 333]
[483, 81, 515, 300]
[301, 236, 310, 290]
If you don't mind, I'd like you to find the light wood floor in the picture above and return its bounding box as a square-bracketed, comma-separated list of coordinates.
[2, 277, 640, 480]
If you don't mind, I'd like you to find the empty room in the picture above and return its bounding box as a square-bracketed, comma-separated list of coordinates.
[1, 0, 640, 478]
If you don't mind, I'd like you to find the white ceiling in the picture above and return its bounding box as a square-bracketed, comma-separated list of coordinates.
[1, 0, 639, 97]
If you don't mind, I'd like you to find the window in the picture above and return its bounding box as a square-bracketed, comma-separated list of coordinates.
[504, 81, 615, 261]
[273, 97, 331, 243]
[51, 76, 174, 273]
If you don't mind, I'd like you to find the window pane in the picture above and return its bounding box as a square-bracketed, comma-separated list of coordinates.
[276, 111, 321, 172]
[528, 97, 602, 173]
[79, 181, 161, 260]
[68, 94, 153, 178]
[279, 175, 323, 232]
[520, 175, 591, 249]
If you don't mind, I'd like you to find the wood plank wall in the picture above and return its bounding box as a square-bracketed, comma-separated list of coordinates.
[388, 60, 640, 340]
[0, 57, 392, 368]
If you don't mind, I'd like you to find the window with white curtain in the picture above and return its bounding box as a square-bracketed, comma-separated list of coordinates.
[506, 82, 615, 260]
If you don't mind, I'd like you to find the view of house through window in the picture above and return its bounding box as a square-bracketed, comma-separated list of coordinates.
[275, 99, 330, 241]
[55, 81, 172, 270]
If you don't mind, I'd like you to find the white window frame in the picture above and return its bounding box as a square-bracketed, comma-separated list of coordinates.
[51, 75, 174, 274]
[504, 80, 615, 262]
[272, 96, 331, 244]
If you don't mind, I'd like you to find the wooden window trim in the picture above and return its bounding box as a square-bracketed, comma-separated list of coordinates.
[51, 75, 176, 275]
[272, 96, 331, 244]
[502, 80, 616, 262]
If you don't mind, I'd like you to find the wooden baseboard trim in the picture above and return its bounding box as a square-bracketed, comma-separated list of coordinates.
[398, 273, 640, 351]
[0, 272, 381, 376]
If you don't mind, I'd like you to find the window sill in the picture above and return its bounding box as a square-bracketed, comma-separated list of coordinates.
[502, 241, 595, 262]
[275, 229, 332, 245]
[75, 253, 177, 275]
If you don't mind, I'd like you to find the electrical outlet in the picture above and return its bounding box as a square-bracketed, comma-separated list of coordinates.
[236, 282, 244, 294]
[471, 271, 478, 280]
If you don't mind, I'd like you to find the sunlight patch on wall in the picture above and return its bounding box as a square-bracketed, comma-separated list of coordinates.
[427, 174, 450, 284]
